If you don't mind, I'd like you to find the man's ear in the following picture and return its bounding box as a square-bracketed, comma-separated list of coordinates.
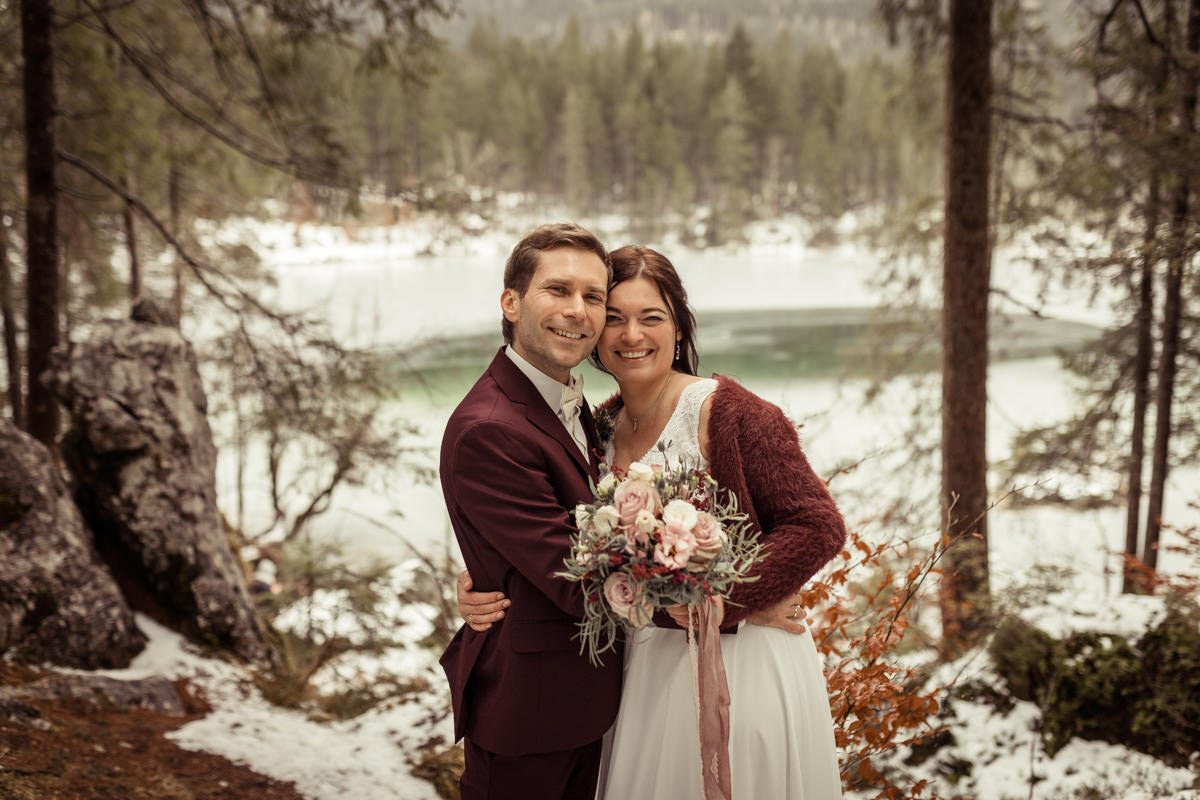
[500, 287, 520, 323]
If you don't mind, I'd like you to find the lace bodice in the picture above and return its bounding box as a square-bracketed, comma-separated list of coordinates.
[603, 378, 718, 471]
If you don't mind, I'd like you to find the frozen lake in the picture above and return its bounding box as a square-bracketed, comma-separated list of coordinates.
[213, 222, 1199, 599]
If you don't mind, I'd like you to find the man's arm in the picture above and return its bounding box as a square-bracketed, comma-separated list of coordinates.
[448, 419, 586, 618]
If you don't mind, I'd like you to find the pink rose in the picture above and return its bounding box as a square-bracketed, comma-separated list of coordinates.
[690, 511, 726, 563]
[654, 520, 698, 570]
[603, 573, 637, 619]
[604, 572, 653, 625]
[613, 479, 661, 529]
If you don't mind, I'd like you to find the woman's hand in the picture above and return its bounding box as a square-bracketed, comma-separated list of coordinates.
[456, 570, 509, 632]
[665, 595, 725, 629]
[746, 593, 808, 635]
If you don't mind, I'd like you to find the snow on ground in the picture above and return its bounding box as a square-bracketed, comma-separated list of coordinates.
[915, 693, 1200, 800]
[85, 563, 453, 800]
[876, 634, 1200, 800]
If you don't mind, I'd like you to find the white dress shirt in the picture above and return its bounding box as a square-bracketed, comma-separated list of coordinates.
[504, 345, 589, 459]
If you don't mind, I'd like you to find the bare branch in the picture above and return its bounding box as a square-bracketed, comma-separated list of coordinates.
[57, 149, 304, 325]
[993, 106, 1077, 133]
[989, 286, 1047, 318]
[76, 0, 308, 180]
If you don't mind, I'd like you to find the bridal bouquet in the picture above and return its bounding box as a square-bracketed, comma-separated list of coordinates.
[558, 451, 763, 665]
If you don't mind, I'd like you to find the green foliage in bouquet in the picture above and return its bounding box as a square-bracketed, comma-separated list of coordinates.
[557, 446, 764, 665]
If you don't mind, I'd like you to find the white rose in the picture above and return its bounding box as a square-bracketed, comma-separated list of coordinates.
[626, 462, 656, 482]
[574, 504, 591, 530]
[662, 499, 698, 531]
[596, 471, 618, 496]
[593, 505, 620, 536]
[634, 509, 658, 535]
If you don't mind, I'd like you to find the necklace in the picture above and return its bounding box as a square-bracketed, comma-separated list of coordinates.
[626, 372, 674, 432]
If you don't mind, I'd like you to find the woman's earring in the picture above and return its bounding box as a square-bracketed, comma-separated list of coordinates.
[675, 342, 681, 361]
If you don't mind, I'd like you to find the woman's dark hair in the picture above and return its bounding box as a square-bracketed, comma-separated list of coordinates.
[589, 245, 699, 376]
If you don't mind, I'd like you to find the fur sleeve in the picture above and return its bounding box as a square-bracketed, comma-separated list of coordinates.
[715, 382, 847, 625]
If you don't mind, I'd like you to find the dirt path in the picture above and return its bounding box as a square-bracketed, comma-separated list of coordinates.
[0, 665, 306, 800]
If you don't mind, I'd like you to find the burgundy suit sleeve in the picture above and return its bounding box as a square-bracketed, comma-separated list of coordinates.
[448, 419, 585, 618]
[723, 399, 847, 626]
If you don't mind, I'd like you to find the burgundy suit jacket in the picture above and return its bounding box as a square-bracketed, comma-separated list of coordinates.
[439, 349, 623, 756]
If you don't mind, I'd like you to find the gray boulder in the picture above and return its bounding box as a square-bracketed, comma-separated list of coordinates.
[1, 674, 185, 715]
[0, 419, 146, 668]
[47, 317, 267, 665]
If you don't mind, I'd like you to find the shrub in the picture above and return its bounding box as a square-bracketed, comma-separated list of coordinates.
[988, 599, 1200, 767]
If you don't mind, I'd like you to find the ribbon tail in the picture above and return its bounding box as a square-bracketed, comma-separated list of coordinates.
[694, 602, 733, 800]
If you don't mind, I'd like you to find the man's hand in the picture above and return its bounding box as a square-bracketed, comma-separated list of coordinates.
[665, 595, 725, 629]
[746, 593, 808, 635]
[456, 570, 509, 632]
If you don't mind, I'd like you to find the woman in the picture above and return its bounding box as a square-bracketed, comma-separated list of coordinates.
[461, 246, 846, 798]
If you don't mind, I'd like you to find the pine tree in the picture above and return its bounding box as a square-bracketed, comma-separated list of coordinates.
[941, 0, 993, 649]
[21, 0, 61, 446]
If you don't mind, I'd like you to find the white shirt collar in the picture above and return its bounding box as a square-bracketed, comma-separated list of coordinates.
[505, 345, 575, 413]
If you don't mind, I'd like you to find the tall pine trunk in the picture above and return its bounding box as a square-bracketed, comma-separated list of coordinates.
[21, 0, 60, 445]
[941, 0, 993, 649]
[0, 214, 22, 428]
[1144, 0, 1200, 571]
[1124, 35, 1171, 592]
[1124, 186, 1157, 592]
[123, 174, 141, 300]
[170, 162, 185, 322]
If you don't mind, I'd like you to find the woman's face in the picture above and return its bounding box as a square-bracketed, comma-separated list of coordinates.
[598, 276, 681, 385]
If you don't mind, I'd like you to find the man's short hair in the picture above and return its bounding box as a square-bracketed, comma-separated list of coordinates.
[502, 223, 611, 344]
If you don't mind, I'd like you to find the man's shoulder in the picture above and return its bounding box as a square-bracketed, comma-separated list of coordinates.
[444, 373, 529, 442]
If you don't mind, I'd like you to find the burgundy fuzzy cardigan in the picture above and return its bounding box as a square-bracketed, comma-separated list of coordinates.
[600, 375, 847, 626]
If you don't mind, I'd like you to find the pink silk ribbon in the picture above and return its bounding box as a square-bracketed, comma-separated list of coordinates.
[692, 602, 732, 800]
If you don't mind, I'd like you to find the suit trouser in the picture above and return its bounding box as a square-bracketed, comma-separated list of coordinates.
[461, 737, 603, 800]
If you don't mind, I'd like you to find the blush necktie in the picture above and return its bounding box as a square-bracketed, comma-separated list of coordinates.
[559, 375, 588, 459]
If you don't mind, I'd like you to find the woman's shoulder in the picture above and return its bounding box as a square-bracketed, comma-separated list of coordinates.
[709, 375, 780, 417]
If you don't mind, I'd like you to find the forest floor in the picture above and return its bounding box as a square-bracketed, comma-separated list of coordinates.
[0, 662, 305, 800]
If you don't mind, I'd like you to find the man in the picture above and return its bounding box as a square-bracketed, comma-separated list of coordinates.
[439, 223, 622, 799]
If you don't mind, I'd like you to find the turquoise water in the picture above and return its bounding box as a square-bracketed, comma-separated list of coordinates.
[383, 307, 1100, 409]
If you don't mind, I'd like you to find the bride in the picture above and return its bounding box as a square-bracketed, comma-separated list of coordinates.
[462, 245, 845, 798]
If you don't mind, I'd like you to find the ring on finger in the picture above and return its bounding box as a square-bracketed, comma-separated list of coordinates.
[466, 613, 473, 624]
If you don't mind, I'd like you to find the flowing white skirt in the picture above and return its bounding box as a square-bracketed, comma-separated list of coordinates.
[597, 623, 843, 799]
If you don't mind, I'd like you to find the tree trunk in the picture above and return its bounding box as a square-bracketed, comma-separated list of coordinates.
[21, 0, 60, 445]
[0, 215, 23, 428]
[123, 174, 141, 301]
[1124, 190, 1157, 592]
[1124, 34, 1171, 593]
[941, 0, 992, 649]
[1144, 0, 1199, 572]
[169, 163, 185, 322]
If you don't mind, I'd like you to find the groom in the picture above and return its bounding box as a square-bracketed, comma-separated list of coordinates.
[439, 222, 622, 799]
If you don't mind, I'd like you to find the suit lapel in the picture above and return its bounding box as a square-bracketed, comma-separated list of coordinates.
[580, 402, 601, 480]
[487, 349, 599, 481]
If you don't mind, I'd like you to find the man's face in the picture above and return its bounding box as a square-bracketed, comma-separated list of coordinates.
[501, 246, 608, 383]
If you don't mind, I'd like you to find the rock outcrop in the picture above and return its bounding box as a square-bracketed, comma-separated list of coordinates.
[1, 674, 185, 716]
[0, 419, 146, 668]
[47, 316, 267, 665]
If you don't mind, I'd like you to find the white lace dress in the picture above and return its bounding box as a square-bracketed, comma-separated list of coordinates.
[596, 378, 843, 799]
